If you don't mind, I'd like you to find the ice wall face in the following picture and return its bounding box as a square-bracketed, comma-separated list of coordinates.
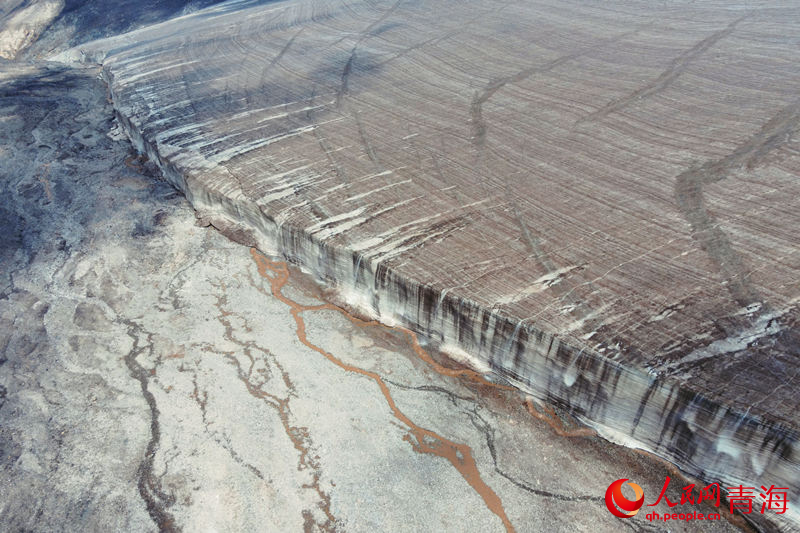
[64, 0, 800, 529]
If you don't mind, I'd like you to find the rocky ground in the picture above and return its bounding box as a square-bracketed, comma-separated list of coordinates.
[0, 61, 754, 532]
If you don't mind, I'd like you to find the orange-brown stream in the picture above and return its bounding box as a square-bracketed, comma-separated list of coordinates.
[525, 399, 598, 438]
[248, 248, 758, 533]
[213, 298, 337, 531]
[250, 248, 515, 532]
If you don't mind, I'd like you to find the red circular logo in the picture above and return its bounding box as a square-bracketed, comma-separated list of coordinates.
[605, 478, 644, 518]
